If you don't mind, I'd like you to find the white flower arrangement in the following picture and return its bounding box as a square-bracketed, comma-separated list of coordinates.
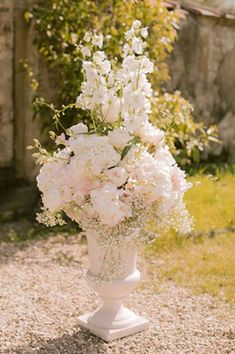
[31, 21, 193, 252]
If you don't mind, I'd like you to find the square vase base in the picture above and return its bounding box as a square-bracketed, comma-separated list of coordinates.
[78, 314, 150, 341]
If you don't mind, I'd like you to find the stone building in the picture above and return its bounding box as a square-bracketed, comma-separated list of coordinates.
[0, 0, 235, 215]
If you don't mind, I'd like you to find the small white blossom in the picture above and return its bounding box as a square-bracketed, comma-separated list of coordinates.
[140, 27, 148, 38]
[92, 33, 103, 48]
[55, 133, 67, 146]
[81, 46, 91, 57]
[102, 96, 121, 123]
[71, 33, 78, 43]
[132, 20, 141, 30]
[108, 128, 131, 149]
[84, 32, 91, 42]
[131, 37, 143, 54]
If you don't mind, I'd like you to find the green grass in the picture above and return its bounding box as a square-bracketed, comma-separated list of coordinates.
[186, 174, 235, 232]
[147, 173, 235, 303]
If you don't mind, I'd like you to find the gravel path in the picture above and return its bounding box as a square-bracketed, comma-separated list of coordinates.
[0, 234, 234, 354]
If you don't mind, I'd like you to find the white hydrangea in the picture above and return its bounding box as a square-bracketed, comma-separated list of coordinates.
[68, 135, 121, 175]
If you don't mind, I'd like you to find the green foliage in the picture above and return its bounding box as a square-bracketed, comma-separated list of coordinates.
[152, 92, 219, 167]
[25, 0, 218, 167]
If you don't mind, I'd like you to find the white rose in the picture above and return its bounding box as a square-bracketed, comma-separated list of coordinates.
[105, 166, 128, 187]
[129, 150, 173, 202]
[108, 128, 131, 149]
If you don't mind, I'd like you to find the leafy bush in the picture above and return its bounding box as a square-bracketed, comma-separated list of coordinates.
[25, 0, 218, 167]
[152, 92, 218, 167]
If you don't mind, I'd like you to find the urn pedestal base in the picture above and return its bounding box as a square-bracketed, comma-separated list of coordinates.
[79, 237, 149, 341]
[78, 312, 149, 342]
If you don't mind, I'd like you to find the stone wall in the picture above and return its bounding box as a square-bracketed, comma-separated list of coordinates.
[167, 11, 235, 160]
[0, 1, 14, 168]
[14, 0, 41, 182]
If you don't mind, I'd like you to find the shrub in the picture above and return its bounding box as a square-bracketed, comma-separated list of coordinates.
[152, 92, 218, 167]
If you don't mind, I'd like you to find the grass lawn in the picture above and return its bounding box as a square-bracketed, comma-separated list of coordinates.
[147, 174, 235, 303]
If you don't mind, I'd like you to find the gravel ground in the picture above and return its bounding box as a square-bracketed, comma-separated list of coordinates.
[0, 234, 234, 354]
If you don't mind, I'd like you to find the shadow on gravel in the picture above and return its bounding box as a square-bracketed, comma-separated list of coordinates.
[11, 329, 112, 354]
[0, 242, 28, 265]
[0, 218, 82, 265]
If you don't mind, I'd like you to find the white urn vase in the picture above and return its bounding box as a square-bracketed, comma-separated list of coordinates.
[78, 234, 149, 341]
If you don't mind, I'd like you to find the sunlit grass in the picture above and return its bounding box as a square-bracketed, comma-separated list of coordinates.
[147, 174, 235, 303]
[186, 174, 235, 232]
